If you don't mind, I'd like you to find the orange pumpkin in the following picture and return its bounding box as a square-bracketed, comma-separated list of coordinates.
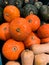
[41, 38, 49, 44]
[25, 14, 40, 31]
[3, 5, 20, 22]
[2, 39, 25, 60]
[9, 17, 32, 41]
[24, 32, 40, 48]
[0, 23, 10, 41]
[37, 24, 49, 38]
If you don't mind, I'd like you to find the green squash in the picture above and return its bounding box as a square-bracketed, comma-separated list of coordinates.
[23, 0, 34, 6]
[15, 0, 23, 8]
[34, 1, 43, 10]
[23, 4, 38, 17]
[1, 0, 16, 8]
[1, 0, 23, 8]
[40, 5, 49, 21]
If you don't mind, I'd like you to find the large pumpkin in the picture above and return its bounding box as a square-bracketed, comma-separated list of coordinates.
[9, 17, 32, 41]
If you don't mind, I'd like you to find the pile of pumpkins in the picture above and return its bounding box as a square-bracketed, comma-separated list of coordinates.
[0, 0, 49, 65]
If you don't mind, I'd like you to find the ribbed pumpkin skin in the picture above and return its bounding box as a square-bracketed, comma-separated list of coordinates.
[23, 4, 38, 17]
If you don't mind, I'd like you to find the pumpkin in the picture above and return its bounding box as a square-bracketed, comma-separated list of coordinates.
[34, 1, 43, 10]
[39, 5, 49, 21]
[9, 17, 31, 41]
[2, 39, 25, 60]
[0, 23, 11, 41]
[24, 32, 40, 48]
[3, 5, 20, 22]
[25, 14, 40, 31]
[23, 4, 38, 17]
[37, 24, 49, 38]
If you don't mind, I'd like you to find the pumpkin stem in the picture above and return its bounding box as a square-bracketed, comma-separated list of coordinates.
[5, 13, 9, 16]
[28, 19, 32, 23]
[4, 27, 7, 30]
[31, 36, 34, 40]
[12, 47, 17, 52]
[16, 28, 20, 32]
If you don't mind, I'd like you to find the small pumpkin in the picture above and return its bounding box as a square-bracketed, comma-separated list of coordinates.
[23, 4, 38, 17]
[0, 23, 11, 41]
[25, 14, 40, 31]
[9, 17, 31, 41]
[2, 39, 25, 60]
[34, 1, 43, 10]
[24, 32, 40, 48]
[39, 5, 49, 21]
[3, 5, 20, 22]
[37, 24, 49, 38]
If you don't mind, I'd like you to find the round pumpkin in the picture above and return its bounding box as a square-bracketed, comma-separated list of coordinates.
[0, 23, 10, 41]
[9, 17, 32, 41]
[2, 39, 25, 60]
[37, 24, 49, 38]
[24, 32, 40, 48]
[3, 5, 20, 22]
[25, 14, 40, 31]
